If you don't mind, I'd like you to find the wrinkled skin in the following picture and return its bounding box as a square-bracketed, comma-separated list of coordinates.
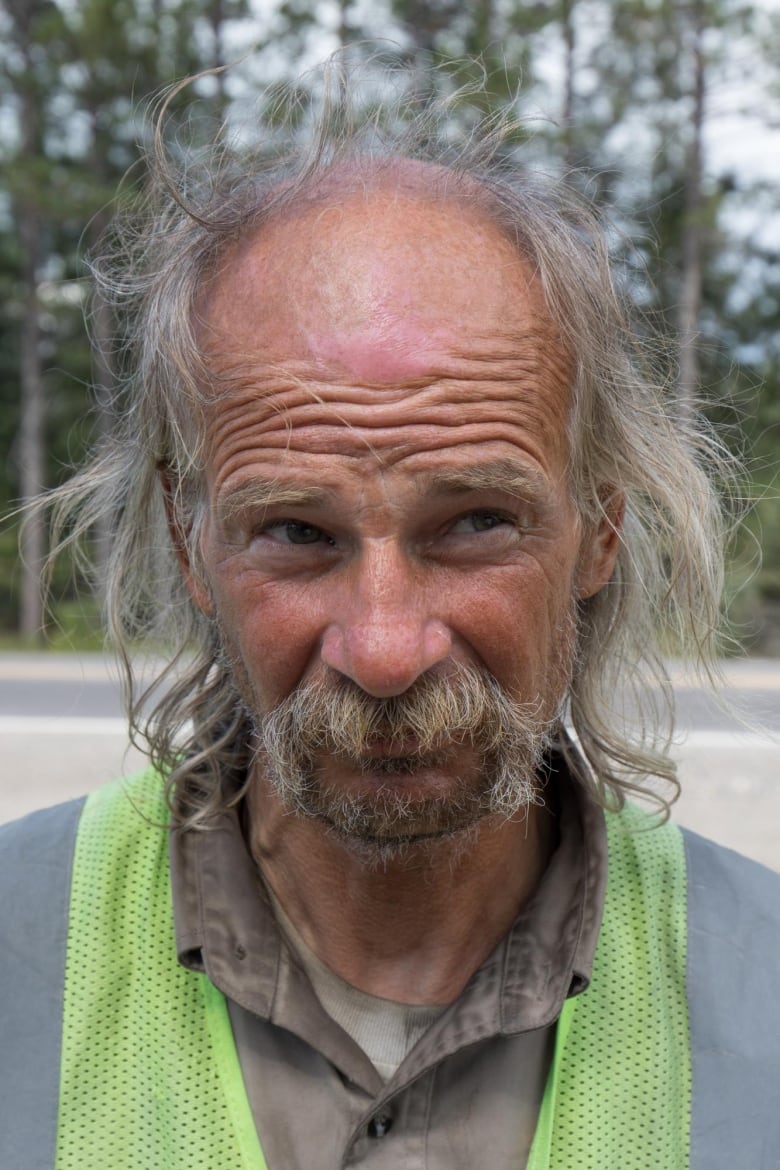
[172, 184, 620, 1001]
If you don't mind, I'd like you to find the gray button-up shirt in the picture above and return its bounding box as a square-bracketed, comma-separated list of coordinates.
[170, 753, 607, 1169]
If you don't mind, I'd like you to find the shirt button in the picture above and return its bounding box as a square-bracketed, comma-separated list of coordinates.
[367, 1115, 393, 1138]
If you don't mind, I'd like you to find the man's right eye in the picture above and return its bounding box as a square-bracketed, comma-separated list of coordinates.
[262, 520, 332, 546]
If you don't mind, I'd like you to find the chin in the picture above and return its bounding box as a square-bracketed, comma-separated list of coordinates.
[319, 806, 493, 871]
[267, 745, 538, 868]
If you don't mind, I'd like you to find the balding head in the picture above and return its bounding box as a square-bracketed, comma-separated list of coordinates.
[197, 175, 569, 399]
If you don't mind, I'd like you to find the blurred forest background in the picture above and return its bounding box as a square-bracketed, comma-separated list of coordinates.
[1, 0, 778, 650]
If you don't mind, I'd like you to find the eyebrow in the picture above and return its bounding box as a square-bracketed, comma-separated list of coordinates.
[215, 458, 549, 525]
[425, 459, 549, 501]
[216, 480, 329, 525]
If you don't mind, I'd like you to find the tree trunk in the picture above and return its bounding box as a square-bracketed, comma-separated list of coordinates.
[677, 3, 706, 420]
[90, 268, 115, 586]
[16, 61, 46, 641]
[560, 0, 576, 171]
[18, 216, 46, 641]
[210, 0, 227, 120]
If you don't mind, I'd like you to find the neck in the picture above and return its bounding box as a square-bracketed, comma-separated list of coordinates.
[246, 770, 557, 1005]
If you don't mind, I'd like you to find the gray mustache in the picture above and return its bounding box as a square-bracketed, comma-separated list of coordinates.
[260, 664, 548, 764]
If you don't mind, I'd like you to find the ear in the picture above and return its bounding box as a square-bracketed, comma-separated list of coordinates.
[159, 468, 214, 615]
[576, 490, 624, 600]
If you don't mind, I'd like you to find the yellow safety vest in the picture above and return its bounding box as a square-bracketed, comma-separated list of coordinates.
[55, 771, 690, 1169]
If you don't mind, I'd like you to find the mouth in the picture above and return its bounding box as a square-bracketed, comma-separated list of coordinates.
[353, 744, 452, 778]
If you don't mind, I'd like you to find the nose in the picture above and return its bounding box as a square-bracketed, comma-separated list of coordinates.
[320, 543, 453, 697]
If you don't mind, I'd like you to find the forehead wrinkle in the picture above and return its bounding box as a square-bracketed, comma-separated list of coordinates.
[200, 320, 568, 393]
[201, 358, 310, 406]
[201, 358, 570, 445]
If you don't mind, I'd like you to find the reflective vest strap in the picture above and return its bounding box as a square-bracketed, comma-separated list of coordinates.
[684, 828, 780, 1170]
[0, 797, 87, 1170]
[56, 772, 268, 1170]
[528, 805, 690, 1169]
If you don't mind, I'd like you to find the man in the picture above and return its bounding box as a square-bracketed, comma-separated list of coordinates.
[2, 65, 779, 1169]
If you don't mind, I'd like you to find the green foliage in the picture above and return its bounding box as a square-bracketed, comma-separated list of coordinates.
[0, 0, 778, 648]
[0, 0, 254, 638]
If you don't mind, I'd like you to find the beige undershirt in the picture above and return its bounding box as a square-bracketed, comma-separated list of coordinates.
[270, 892, 447, 1080]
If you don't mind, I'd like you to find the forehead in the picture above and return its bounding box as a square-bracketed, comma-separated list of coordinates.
[195, 184, 573, 478]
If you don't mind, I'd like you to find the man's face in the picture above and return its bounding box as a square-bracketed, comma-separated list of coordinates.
[183, 187, 618, 848]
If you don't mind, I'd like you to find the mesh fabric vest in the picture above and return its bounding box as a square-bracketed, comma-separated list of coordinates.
[56, 772, 690, 1169]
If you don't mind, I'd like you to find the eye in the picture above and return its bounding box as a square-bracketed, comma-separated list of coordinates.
[262, 520, 334, 546]
[450, 510, 513, 534]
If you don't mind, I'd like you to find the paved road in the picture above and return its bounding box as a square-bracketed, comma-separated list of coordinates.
[2, 653, 777, 727]
[1, 652, 778, 867]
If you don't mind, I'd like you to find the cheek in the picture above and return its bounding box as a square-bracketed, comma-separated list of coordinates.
[452, 562, 577, 691]
[209, 572, 328, 710]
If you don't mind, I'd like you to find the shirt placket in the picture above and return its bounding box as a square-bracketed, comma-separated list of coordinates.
[343, 1065, 435, 1169]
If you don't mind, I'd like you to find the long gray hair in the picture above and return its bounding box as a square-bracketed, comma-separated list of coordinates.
[46, 56, 740, 826]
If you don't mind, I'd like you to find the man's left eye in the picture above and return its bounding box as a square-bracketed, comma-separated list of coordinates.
[451, 510, 511, 534]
